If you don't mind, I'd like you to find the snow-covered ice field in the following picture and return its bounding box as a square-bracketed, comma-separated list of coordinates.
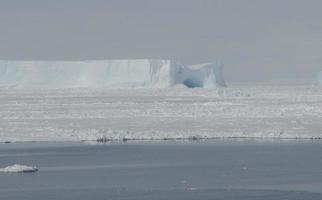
[1, 83, 322, 142]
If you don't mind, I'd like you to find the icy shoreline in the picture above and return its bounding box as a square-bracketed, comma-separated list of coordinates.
[1, 136, 320, 144]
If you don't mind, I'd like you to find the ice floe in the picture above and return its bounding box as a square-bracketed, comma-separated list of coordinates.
[0, 164, 38, 173]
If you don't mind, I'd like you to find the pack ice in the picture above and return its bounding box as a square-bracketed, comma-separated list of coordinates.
[0, 59, 226, 89]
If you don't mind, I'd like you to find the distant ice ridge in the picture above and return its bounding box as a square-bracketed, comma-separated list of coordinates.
[0, 59, 226, 89]
[0, 164, 38, 173]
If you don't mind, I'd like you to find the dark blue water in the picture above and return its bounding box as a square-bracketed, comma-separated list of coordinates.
[1, 140, 322, 200]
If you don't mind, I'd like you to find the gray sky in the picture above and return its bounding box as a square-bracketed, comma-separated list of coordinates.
[0, 0, 322, 82]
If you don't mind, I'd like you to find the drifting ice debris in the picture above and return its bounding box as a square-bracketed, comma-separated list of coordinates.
[0, 59, 226, 89]
[0, 164, 38, 173]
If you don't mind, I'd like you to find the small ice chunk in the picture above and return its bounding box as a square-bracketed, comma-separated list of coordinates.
[0, 164, 38, 173]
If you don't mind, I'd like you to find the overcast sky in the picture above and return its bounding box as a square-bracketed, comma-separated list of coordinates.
[0, 0, 321, 82]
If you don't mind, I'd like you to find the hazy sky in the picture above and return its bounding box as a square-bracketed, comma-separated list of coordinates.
[0, 0, 321, 82]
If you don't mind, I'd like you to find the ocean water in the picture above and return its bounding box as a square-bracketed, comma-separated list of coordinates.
[0, 140, 322, 200]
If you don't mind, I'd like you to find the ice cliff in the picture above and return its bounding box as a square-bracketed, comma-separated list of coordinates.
[0, 59, 226, 89]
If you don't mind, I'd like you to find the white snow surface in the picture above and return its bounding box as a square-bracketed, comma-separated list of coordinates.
[0, 59, 225, 89]
[0, 83, 322, 142]
[0, 164, 38, 173]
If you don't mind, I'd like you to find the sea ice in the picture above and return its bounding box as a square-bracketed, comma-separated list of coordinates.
[0, 83, 321, 142]
[0, 164, 38, 173]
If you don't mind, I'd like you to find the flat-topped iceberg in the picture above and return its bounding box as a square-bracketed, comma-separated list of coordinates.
[0, 59, 226, 89]
[0, 164, 38, 173]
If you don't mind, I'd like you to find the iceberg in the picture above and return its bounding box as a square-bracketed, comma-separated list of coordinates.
[0, 164, 38, 173]
[316, 71, 322, 85]
[175, 62, 226, 88]
[0, 59, 226, 89]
